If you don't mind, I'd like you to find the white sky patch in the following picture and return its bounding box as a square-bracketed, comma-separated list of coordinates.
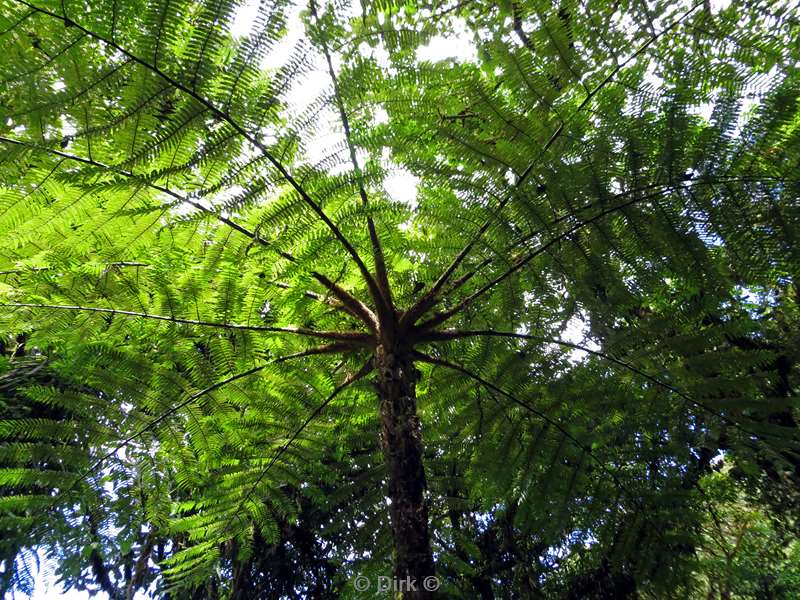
[209, 184, 245, 208]
[60, 116, 77, 138]
[271, 4, 337, 170]
[710, 0, 732, 12]
[384, 167, 419, 209]
[692, 101, 714, 121]
[259, 125, 280, 145]
[734, 284, 776, 306]
[559, 313, 600, 364]
[374, 106, 389, 125]
[230, 0, 260, 39]
[416, 18, 477, 63]
[259, 1, 305, 71]
[225, 1, 475, 213]
[610, 7, 638, 40]
[230, 0, 339, 171]
[690, 64, 779, 136]
[359, 41, 392, 70]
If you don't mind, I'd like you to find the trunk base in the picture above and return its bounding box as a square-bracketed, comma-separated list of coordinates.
[376, 344, 435, 598]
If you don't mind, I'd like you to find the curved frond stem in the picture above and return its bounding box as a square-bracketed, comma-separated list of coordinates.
[438, 257, 493, 298]
[412, 350, 628, 495]
[274, 270, 375, 330]
[400, 1, 704, 329]
[0, 303, 373, 345]
[311, 273, 378, 332]
[423, 175, 790, 320]
[416, 187, 674, 331]
[266, 280, 365, 318]
[0, 135, 266, 246]
[63, 344, 351, 497]
[310, 0, 394, 322]
[419, 173, 798, 331]
[226, 357, 375, 538]
[0, 265, 353, 317]
[0, 136, 373, 326]
[0, 262, 149, 276]
[414, 329, 777, 443]
[0, 9, 35, 38]
[12, 0, 385, 319]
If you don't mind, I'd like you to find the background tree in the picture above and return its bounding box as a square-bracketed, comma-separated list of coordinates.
[0, 0, 798, 598]
[694, 469, 800, 599]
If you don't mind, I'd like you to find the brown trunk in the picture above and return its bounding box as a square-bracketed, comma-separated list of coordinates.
[376, 344, 435, 598]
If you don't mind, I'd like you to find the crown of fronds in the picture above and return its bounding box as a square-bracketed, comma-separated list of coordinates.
[0, 0, 798, 596]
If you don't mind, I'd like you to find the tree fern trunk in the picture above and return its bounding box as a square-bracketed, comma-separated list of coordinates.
[375, 344, 435, 597]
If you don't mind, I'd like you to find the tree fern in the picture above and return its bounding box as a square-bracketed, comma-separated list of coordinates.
[0, 0, 799, 598]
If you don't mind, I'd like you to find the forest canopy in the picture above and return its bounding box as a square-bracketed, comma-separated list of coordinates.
[0, 0, 799, 598]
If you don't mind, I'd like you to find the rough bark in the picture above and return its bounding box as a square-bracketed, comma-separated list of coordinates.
[375, 344, 435, 598]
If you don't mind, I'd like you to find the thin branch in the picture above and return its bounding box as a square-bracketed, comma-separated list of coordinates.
[14, 0, 385, 317]
[418, 173, 794, 330]
[0, 262, 149, 276]
[512, 3, 535, 52]
[428, 252, 508, 312]
[433, 0, 476, 18]
[310, 0, 394, 321]
[401, 1, 704, 328]
[418, 355, 690, 542]
[126, 530, 156, 600]
[0, 254, 358, 325]
[410, 181, 678, 323]
[85, 513, 118, 599]
[0, 8, 35, 37]
[503, 175, 786, 258]
[267, 280, 361, 318]
[1, 303, 372, 345]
